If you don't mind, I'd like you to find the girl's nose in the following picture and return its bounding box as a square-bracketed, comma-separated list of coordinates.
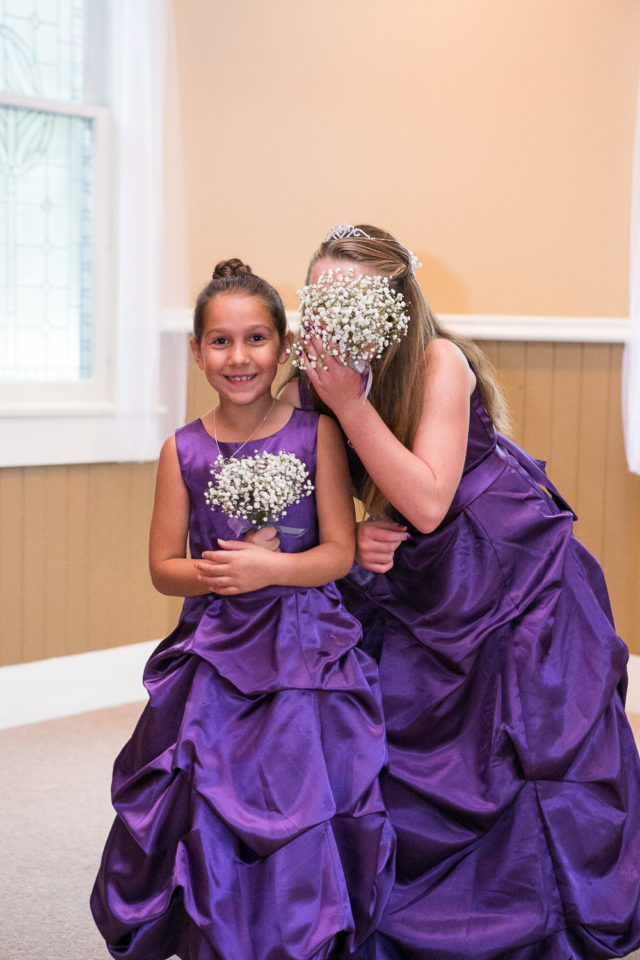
[229, 342, 248, 364]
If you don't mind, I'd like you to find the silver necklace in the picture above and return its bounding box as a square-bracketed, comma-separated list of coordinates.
[212, 397, 276, 461]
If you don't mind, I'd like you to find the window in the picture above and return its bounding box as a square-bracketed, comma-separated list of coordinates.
[0, 0, 111, 407]
[0, 0, 189, 466]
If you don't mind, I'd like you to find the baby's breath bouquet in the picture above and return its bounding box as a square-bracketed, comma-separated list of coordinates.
[204, 451, 314, 532]
[292, 268, 410, 379]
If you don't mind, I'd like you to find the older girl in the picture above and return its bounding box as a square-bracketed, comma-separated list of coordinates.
[282, 224, 640, 960]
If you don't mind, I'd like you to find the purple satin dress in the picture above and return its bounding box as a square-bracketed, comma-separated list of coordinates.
[299, 378, 640, 960]
[91, 409, 396, 960]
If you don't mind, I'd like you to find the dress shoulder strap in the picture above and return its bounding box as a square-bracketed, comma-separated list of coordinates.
[174, 419, 208, 481]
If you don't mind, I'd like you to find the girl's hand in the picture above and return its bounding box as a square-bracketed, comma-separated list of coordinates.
[195, 541, 276, 595]
[356, 519, 409, 573]
[243, 525, 280, 552]
[302, 337, 364, 415]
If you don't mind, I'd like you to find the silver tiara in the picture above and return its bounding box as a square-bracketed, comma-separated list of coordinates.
[322, 223, 422, 274]
[324, 224, 373, 241]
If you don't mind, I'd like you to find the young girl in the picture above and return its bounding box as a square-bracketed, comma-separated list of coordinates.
[281, 225, 640, 960]
[90, 259, 395, 960]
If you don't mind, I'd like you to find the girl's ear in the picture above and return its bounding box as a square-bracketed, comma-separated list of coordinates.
[278, 331, 294, 365]
[190, 337, 204, 370]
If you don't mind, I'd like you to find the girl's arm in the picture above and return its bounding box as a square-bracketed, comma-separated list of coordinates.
[280, 374, 410, 571]
[304, 337, 473, 534]
[148, 436, 216, 597]
[193, 415, 355, 595]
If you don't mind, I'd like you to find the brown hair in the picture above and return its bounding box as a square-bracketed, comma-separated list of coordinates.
[193, 258, 287, 342]
[306, 225, 509, 519]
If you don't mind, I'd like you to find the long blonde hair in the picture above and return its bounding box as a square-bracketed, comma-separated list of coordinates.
[305, 224, 509, 519]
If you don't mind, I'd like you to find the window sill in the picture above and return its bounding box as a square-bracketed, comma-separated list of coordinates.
[0, 402, 118, 418]
[0, 408, 170, 467]
[0, 323, 189, 467]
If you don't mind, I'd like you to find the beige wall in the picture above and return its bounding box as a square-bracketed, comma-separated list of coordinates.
[176, 0, 639, 318]
[1, 1, 640, 666]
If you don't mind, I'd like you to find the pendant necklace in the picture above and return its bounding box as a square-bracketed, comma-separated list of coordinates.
[212, 397, 276, 462]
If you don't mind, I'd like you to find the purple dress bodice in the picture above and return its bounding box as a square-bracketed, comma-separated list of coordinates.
[176, 409, 319, 557]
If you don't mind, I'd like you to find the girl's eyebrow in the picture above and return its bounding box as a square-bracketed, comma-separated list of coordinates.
[205, 323, 274, 336]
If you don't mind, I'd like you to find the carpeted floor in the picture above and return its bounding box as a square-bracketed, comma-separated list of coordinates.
[0, 704, 163, 960]
[1, 704, 639, 960]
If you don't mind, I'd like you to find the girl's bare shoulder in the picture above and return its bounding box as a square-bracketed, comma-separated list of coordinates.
[426, 338, 476, 392]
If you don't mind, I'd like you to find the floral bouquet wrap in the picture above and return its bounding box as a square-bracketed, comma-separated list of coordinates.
[204, 450, 314, 536]
[293, 268, 411, 393]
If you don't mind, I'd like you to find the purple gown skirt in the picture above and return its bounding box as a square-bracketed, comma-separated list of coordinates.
[339, 430, 640, 960]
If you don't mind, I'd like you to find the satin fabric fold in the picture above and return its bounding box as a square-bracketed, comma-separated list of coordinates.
[326, 384, 640, 960]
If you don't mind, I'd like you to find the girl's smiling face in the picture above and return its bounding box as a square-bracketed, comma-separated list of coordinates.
[191, 292, 291, 406]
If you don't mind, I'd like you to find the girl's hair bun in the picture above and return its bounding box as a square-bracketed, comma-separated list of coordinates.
[212, 258, 252, 279]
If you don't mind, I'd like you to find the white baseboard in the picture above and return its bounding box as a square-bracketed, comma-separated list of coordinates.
[0, 643, 638, 731]
[0, 641, 157, 730]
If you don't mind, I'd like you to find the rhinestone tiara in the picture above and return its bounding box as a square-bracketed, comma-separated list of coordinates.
[323, 224, 373, 241]
[322, 224, 422, 273]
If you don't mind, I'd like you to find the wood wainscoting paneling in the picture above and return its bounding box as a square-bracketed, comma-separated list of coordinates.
[0, 461, 181, 667]
[1, 341, 638, 666]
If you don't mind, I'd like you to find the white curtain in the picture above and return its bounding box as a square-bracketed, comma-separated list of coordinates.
[110, 0, 189, 461]
[623, 69, 640, 475]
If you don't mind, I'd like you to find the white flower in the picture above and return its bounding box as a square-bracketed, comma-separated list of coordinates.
[292, 268, 410, 372]
[204, 451, 314, 528]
